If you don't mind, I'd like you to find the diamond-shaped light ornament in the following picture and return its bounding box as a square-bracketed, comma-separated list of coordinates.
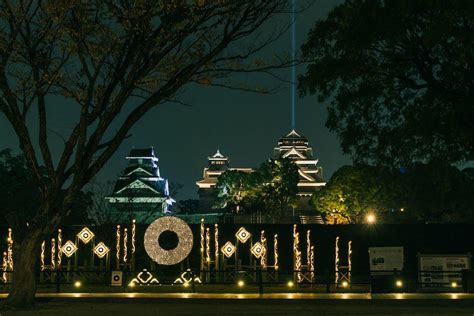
[235, 227, 251, 243]
[61, 240, 78, 257]
[250, 242, 264, 259]
[77, 227, 95, 244]
[221, 241, 236, 258]
[93, 242, 110, 259]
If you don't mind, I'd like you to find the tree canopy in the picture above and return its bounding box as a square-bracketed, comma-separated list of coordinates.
[214, 158, 299, 217]
[0, 0, 290, 307]
[312, 163, 474, 224]
[300, 0, 474, 165]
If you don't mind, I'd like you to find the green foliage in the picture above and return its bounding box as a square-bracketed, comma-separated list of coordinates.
[214, 170, 256, 213]
[313, 163, 474, 223]
[257, 158, 299, 217]
[214, 158, 299, 217]
[300, 0, 474, 165]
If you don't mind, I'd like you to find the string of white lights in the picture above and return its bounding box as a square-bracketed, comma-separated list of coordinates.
[348, 240, 352, 282]
[116, 225, 121, 263]
[335, 236, 340, 284]
[200, 219, 205, 268]
[57, 229, 62, 268]
[123, 228, 128, 263]
[40, 241, 45, 271]
[131, 219, 136, 254]
[51, 238, 56, 270]
[205, 227, 211, 263]
[293, 225, 302, 282]
[1, 252, 7, 282]
[260, 230, 267, 269]
[306, 230, 311, 270]
[7, 228, 13, 271]
[274, 234, 279, 270]
[214, 224, 219, 268]
[310, 245, 315, 282]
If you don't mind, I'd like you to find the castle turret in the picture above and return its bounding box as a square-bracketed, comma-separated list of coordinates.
[196, 149, 252, 212]
[106, 147, 175, 223]
[274, 130, 326, 197]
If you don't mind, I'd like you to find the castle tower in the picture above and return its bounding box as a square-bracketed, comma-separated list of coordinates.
[106, 147, 175, 223]
[274, 130, 326, 209]
[196, 149, 252, 212]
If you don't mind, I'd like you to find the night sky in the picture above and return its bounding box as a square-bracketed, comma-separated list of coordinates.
[0, 0, 350, 200]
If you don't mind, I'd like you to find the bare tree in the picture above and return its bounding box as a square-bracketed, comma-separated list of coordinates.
[0, 0, 291, 307]
[87, 179, 119, 225]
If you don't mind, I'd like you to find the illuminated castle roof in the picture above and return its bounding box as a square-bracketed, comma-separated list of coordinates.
[274, 130, 325, 196]
[196, 149, 252, 189]
[106, 147, 174, 216]
[277, 129, 309, 146]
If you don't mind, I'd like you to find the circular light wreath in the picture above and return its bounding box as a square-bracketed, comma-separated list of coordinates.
[144, 216, 194, 265]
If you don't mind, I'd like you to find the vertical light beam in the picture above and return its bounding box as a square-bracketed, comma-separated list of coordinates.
[291, 0, 296, 130]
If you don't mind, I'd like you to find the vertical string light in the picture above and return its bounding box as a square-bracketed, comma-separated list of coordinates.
[293, 225, 302, 282]
[116, 225, 121, 268]
[51, 238, 56, 270]
[2, 252, 7, 283]
[205, 227, 210, 263]
[123, 228, 128, 263]
[200, 219, 205, 272]
[7, 228, 13, 271]
[306, 230, 311, 270]
[131, 219, 136, 254]
[335, 236, 340, 285]
[273, 234, 278, 270]
[348, 240, 352, 282]
[260, 230, 267, 269]
[57, 229, 62, 268]
[214, 224, 219, 269]
[310, 245, 315, 282]
[200, 219, 205, 254]
[40, 241, 45, 271]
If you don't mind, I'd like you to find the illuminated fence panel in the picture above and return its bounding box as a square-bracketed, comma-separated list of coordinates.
[3, 220, 470, 294]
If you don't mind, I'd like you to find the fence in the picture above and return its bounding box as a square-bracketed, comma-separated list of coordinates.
[0, 269, 467, 294]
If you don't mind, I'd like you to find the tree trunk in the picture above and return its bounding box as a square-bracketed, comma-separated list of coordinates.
[3, 228, 42, 309]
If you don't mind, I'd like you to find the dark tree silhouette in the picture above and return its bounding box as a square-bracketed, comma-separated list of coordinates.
[215, 158, 299, 217]
[313, 163, 474, 223]
[0, 1, 290, 307]
[0, 149, 92, 225]
[300, 0, 474, 165]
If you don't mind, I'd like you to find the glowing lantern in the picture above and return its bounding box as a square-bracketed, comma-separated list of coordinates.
[61, 240, 78, 258]
[77, 227, 95, 244]
[250, 242, 264, 259]
[221, 241, 236, 258]
[93, 242, 110, 259]
[235, 227, 251, 243]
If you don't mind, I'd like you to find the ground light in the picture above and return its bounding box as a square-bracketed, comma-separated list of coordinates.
[366, 213, 376, 224]
[237, 280, 245, 287]
[74, 281, 81, 288]
[395, 280, 403, 288]
[287, 281, 294, 288]
[128, 282, 135, 288]
[183, 282, 190, 288]
[451, 281, 458, 288]
[341, 281, 349, 288]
